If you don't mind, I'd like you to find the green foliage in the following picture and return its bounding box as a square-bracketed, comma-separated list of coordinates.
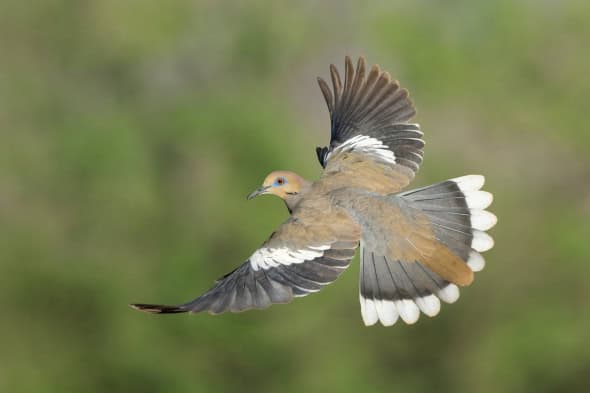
[1, 1, 589, 392]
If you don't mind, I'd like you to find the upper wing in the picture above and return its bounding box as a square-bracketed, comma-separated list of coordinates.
[316, 56, 424, 193]
[131, 211, 360, 314]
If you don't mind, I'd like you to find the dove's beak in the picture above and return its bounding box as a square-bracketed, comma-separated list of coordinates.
[247, 185, 271, 200]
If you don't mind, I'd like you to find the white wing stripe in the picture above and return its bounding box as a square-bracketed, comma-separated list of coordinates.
[250, 246, 329, 271]
[327, 135, 396, 164]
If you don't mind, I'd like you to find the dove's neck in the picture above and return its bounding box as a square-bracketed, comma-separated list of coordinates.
[283, 178, 312, 214]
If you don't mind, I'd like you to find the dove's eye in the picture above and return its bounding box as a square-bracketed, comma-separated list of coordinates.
[274, 177, 287, 187]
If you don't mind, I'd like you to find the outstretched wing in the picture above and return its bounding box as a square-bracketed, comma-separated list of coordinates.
[316, 56, 424, 193]
[131, 211, 360, 314]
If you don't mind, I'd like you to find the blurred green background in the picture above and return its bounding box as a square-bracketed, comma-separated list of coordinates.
[2, 1, 589, 392]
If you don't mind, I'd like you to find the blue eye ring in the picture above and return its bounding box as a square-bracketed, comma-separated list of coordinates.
[273, 177, 287, 187]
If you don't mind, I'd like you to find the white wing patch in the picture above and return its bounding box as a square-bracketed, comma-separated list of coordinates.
[328, 135, 396, 164]
[250, 245, 331, 271]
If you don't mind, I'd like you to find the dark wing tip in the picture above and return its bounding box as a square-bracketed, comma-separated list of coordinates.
[345, 55, 354, 72]
[129, 303, 187, 314]
[317, 77, 334, 113]
[316, 146, 329, 167]
[320, 56, 416, 121]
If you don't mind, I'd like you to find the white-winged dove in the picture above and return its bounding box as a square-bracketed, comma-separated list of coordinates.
[131, 56, 497, 326]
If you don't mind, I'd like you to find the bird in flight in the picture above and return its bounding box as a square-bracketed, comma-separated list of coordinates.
[131, 56, 497, 326]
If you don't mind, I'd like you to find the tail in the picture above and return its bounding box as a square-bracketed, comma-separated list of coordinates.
[359, 175, 497, 326]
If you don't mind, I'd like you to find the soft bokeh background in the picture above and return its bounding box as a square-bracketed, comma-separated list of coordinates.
[2, 1, 589, 392]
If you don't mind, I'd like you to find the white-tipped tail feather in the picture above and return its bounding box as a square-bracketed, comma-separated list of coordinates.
[377, 300, 399, 326]
[415, 295, 441, 317]
[466, 250, 486, 272]
[396, 299, 421, 324]
[361, 294, 446, 327]
[360, 296, 379, 326]
[451, 174, 485, 192]
[471, 230, 495, 252]
[464, 191, 493, 210]
[470, 210, 498, 231]
[437, 284, 460, 304]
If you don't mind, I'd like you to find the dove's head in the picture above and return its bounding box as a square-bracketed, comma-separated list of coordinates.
[247, 171, 308, 203]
